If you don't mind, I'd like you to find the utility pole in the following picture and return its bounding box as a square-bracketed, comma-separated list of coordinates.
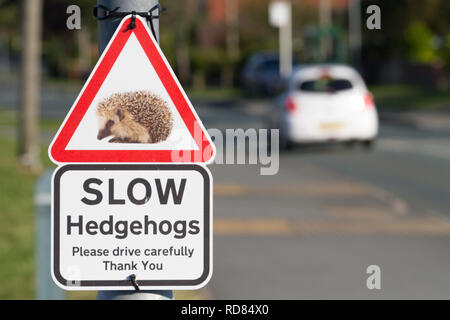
[18, 0, 43, 172]
[175, 0, 195, 85]
[318, 0, 332, 61]
[96, 0, 172, 300]
[269, 0, 293, 78]
[348, 0, 362, 72]
[279, 1, 292, 78]
[223, 0, 240, 87]
[225, 0, 240, 60]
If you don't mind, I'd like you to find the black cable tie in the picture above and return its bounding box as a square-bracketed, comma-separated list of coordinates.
[147, 5, 160, 40]
[147, 3, 165, 19]
[93, 5, 120, 20]
[129, 11, 137, 30]
[93, 4, 166, 39]
[129, 274, 140, 291]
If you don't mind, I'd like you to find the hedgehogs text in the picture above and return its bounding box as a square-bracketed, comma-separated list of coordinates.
[65, 177, 200, 240]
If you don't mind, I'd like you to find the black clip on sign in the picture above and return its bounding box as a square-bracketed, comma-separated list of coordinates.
[93, 4, 165, 37]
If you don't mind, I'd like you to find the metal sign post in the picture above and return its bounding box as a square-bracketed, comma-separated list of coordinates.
[269, 1, 293, 78]
[35, 171, 65, 300]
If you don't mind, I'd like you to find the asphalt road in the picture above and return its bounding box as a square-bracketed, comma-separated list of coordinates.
[199, 102, 450, 299]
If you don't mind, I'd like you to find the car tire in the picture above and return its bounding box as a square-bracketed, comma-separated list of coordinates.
[362, 139, 376, 150]
[266, 127, 291, 152]
[279, 133, 293, 151]
[344, 140, 357, 149]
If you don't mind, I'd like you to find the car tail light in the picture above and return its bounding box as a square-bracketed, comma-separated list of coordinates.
[364, 92, 375, 109]
[285, 97, 297, 113]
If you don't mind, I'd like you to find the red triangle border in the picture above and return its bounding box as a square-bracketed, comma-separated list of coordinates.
[50, 16, 215, 164]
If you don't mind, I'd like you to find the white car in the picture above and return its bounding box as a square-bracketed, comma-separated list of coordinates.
[269, 64, 379, 149]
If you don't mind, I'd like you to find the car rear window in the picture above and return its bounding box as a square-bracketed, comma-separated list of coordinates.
[256, 60, 279, 72]
[299, 78, 353, 93]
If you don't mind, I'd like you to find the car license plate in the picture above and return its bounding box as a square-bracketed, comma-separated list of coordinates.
[320, 122, 344, 130]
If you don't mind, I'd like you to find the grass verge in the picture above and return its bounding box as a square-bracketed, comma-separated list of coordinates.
[0, 138, 46, 299]
[186, 86, 244, 102]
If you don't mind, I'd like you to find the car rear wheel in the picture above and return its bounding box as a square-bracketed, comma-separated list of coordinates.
[344, 140, 357, 149]
[362, 139, 376, 150]
[279, 132, 293, 151]
[266, 126, 292, 152]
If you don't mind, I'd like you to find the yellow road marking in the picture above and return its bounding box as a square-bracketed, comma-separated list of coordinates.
[214, 217, 450, 236]
[214, 218, 293, 235]
[324, 206, 397, 221]
[214, 183, 412, 218]
[214, 183, 372, 197]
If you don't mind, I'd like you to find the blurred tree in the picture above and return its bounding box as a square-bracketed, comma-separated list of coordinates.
[1, 0, 447, 86]
[159, 0, 201, 86]
[41, 0, 97, 78]
[222, 0, 240, 87]
[361, 0, 450, 83]
[405, 21, 438, 63]
[0, 0, 20, 72]
[0, 0, 19, 33]
[18, 0, 42, 171]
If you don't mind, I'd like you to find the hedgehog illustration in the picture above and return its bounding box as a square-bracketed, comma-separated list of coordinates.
[96, 91, 173, 144]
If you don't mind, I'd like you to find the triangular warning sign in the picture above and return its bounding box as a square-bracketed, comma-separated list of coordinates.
[49, 15, 215, 164]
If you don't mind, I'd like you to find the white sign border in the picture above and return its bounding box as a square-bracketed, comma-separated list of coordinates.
[51, 163, 213, 291]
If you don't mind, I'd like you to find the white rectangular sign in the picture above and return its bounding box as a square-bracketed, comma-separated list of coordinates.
[269, 1, 291, 28]
[51, 164, 212, 290]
